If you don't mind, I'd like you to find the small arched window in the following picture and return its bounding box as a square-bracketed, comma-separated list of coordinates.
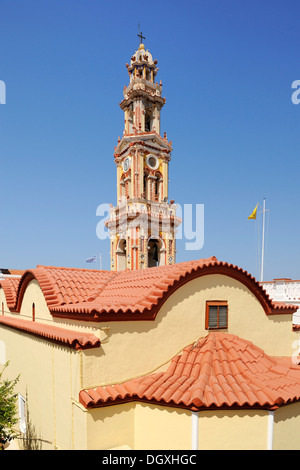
[120, 175, 126, 200]
[143, 170, 149, 199]
[2, 302, 4, 315]
[145, 112, 152, 132]
[128, 109, 133, 133]
[154, 172, 162, 201]
[147, 238, 165, 268]
[32, 303, 35, 322]
[125, 177, 131, 199]
[116, 239, 127, 271]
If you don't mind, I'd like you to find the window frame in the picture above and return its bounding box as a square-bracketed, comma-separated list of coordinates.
[205, 301, 228, 330]
[18, 393, 26, 434]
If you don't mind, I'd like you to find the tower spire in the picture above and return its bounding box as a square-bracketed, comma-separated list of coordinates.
[106, 41, 181, 271]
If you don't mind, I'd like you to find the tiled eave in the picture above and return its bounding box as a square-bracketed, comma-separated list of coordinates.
[0, 316, 101, 350]
[79, 332, 300, 411]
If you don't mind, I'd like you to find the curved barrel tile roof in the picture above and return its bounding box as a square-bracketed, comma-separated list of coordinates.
[0, 266, 117, 312]
[0, 257, 297, 321]
[0, 315, 100, 350]
[79, 332, 300, 411]
[1, 277, 20, 311]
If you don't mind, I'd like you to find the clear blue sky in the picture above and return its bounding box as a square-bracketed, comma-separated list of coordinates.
[0, 0, 299, 281]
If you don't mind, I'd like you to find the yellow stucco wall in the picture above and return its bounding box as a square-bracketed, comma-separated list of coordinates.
[72, 401, 88, 450]
[0, 325, 55, 449]
[273, 402, 300, 450]
[197, 409, 268, 450]
[86, 403, 135, 450]
[85, 402, 300, 450]
[84, 403, 272, 450]
[1, 272, 299, 450]
[20, 279, 53, 322]
[134, 403, 191, 450]
[0, 321, 83, 450]
[83, 402, 189, 450]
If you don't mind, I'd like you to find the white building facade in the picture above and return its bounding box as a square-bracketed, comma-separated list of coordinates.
[261, 278, 300, 325]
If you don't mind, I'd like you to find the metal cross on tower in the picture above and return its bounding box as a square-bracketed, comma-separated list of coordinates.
[137, 29, 146, 44]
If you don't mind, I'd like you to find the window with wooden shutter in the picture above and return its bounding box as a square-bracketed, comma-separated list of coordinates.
[205, 301, 228, 330]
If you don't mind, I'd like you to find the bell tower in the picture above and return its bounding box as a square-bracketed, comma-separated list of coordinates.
[107, 37, 181, 271]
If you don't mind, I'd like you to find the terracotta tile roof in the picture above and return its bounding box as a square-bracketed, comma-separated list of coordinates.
[0, 265, 117, 312]
[0, 257, 297, 320]
[272, 301, 298, 310]
[33, 265, 117, 307]
[7, 269, 25, 276]
[0, 316, 100, 350]
[0, 278, 21, 310]
[79, 332, 300, 411]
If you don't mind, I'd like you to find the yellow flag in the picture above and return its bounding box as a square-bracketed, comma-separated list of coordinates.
[248, 204, 258, 220]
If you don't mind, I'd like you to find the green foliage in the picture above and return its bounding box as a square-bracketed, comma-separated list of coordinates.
[0, 362, 20, 447]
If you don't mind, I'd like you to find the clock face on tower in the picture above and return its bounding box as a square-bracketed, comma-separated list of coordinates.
[146, 154, 159, 170]
[122, 156, 131, 172]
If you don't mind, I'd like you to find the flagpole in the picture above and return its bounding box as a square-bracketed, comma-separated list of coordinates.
[260, 198, 266, 282]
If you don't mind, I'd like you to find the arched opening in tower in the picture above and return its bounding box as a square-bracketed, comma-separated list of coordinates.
[116, 238, 127, 271]
[145, 111, 152, 132]
[154, 171, 162, 202]
[147, 238, 165, 268]
[143, 169, 149, 199]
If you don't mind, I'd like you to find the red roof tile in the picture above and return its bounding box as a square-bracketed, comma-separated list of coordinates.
[0, 316, 101, 350]
[79, 332, 300, 411]
[0, 266, 117, 312]
[8, 270, 25, 276]
[0, 257, 297, 320]
[31, 265, 117, 307]
[0, 278, 20, 310]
